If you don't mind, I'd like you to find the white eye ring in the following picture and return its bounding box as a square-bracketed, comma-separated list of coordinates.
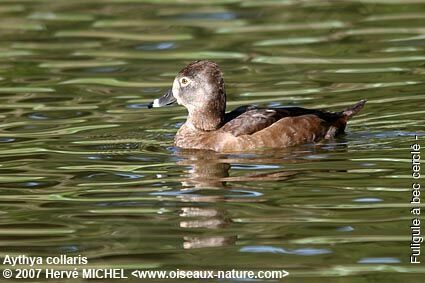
[180, 77, 190, 86]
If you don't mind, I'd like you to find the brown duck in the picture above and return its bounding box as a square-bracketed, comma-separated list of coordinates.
[150, 60, 366, 152]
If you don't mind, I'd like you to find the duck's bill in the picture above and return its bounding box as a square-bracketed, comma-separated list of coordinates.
[148, 89, 176, 108]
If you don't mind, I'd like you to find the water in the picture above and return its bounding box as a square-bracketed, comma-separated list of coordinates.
[0, 0, 424, 282]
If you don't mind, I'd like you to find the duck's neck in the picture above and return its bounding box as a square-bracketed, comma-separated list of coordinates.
[185, 84, 227, 131]
[187, 107, 224, 131]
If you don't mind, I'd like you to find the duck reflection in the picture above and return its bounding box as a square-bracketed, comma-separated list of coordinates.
[173, 148, 303, 250]
[176, 148, 299, 189]
[178, 150, 230, 188]
[171, 142, 350, 249]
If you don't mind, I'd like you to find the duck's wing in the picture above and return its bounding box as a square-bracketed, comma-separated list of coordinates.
[221, 106, 346, 137]
[221, 109, 281, 137]
[222, 105, 259, 124]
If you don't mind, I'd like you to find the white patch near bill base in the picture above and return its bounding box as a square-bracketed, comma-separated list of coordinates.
[152, 99, 160, 108]
[172, 78, 182, 105]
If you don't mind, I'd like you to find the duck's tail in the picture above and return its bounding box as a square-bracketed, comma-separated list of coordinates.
[342, 99, 367, 120]
[325, 99, 367, 139]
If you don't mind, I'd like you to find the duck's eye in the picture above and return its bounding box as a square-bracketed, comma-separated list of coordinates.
[180, 77, 190, 86]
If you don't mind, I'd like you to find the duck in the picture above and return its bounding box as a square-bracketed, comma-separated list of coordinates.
[149, 60, 366, 152]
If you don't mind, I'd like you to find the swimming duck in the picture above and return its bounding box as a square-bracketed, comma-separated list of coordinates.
[149, 60, 366, 152]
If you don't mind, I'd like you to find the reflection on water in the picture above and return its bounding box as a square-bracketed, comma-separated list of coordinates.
[1, 0, 425, 282]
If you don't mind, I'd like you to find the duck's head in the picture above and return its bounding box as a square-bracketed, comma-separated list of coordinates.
[150, 60, 226, 130]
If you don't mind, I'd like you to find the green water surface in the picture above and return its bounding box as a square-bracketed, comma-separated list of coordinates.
[0, 0, 424, 282]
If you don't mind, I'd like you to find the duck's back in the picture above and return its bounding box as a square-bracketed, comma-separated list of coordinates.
[215, 100, 366, 151]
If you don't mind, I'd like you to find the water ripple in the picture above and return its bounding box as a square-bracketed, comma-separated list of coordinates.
[253, 55, 425, 65]
[59, 78, 169, 87]
[55, 30, 192, 41]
